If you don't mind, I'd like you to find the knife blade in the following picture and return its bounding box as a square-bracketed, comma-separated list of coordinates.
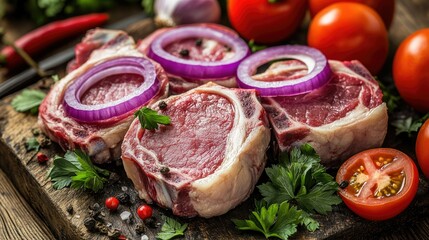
[0, 12, 147, 99]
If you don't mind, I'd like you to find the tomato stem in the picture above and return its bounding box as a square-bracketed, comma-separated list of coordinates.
[267, 0, 282, 3]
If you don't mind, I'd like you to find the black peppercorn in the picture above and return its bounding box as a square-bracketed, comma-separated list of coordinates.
[158, 101, 167, 110]
[66, 205, 74, 215]
[179, 49, 189, 57]
[135, 223, 145, 234]
[83, 217, 96, 231]
[144, 217, 157, 228]
[160, 166, 170, 175]
[195, 38, 203, 46]
[339, 180, 349, 189]
[117, 192, 131, 205]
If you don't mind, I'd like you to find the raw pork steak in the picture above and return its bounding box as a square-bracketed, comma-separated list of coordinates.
[121, 83, 270, 217]
[38, 29, 168, 163]
[258, 60, 388, 165]
[138, 24, 240, 94]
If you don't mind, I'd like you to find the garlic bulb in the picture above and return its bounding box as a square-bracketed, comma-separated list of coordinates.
[154, 0, 221, 27]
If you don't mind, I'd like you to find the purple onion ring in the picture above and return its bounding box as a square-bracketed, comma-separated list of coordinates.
[63, 57, 159, 122]
[147, 25, 250, 79]
[236, 45, 332, 96]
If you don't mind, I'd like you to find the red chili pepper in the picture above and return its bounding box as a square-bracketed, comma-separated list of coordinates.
[36, 152, 49, 163]
[1, 13, 109, 70]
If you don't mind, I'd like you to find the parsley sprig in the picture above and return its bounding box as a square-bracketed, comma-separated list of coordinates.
[48, 150, 110, 192]
[391, 113, 429, 137]
[233, 201, 305, 240]
[134, 107, 171, 130]
[26, 137, 40, 152]
[11, 89, 46, 114]
[156, 216, 188, 240]
[234, 144, 341, 239]
[258, 144, 341, 215]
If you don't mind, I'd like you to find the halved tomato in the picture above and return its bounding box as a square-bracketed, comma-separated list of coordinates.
[336, 148, 419, 221]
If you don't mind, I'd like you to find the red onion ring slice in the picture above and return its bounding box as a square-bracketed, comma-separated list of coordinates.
[63, 57, 159, 122]
[236, 45, 332, 96]
[148, 25, 250, 79]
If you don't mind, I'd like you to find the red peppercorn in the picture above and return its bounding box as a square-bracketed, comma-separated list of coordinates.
[36, 152, 49, 163]
[105, 197, 120, 211]
[137, 204, 153, 220]
[118, 235, 127, 240]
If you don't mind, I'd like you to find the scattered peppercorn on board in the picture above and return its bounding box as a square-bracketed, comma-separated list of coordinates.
[1, 1, 429, 239]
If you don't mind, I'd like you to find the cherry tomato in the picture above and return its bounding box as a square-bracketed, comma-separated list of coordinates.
[227, 0, 307, 44]
[336, 148, 419, 221]
[393, 29, 429, 113]
[308, 2, 389, 74]
[416, 119, 429, 179]
[309, 0, 395, 29]
[137, 204, 153, 220]
[105, 197, 120, 211]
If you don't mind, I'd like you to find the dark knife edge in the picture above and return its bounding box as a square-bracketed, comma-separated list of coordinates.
[0, 12, 148, 99]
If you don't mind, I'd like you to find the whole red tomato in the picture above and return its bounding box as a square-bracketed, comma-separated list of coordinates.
[309, 0, 395, 29]
[227, 0, 307, 44]
[336, 148, 419, 221]
[393, 29, 429, 112]
[308, 3, 389, 74]
[416, 119, 429, 179]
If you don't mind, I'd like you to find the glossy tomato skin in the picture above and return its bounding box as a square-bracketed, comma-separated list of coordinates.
[308, 2, 389, 74]
[227, 0, 307, 44]
[393, 29, 429, 112]
[336, 148, 419, 221]
[309, 0, 395, 29]
[416, 119, 429, 179]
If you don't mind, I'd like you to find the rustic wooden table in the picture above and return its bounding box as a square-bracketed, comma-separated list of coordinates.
[0, 0, 429, 239]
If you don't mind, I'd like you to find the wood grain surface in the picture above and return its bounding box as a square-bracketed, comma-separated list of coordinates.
[0, 168, 55, 240]
[0, 0, 429, 239]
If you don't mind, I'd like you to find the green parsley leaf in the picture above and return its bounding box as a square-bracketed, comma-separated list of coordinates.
[377, 80, 400, 112]
[134, 107, 171, 130]
[156, 216, 188, 240]
[51, 74, 60, 83]
[11, 89, 46, 114]
[48, 149, 110, 192]
[391, 114, 429, 137]
[142, 0, 155, 16]
[248, 39, 267, 53]
[26, 137, 40, 152]
[233, 201, 303, 240]
[258, 144, 341, 215]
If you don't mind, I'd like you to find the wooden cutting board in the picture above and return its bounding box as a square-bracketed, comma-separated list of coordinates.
[1, 1, 429, 239]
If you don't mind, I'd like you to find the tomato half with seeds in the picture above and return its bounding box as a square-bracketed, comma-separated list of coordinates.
[336, 148, 419, 221]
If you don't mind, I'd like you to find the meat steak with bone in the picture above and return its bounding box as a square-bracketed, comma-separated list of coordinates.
[38, 29, 169, 163]
[121, 82, 270, 217]
[237, 46, 388, 165]
[138, 24, 250, 94]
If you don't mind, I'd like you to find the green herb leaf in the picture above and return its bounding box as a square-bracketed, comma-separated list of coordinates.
[377, 80, 400, 112]
[233, 201, 303, 240]
[48, 150, 109, 192]
[156, 216, 188, 240]
[141, 0, 155, 16]
[26, 137, 40, 152]
[248, 39, 267, 53]
[11, 89, 46, 114]
[52, 74, 60, 82]
[391, 114, 429, 137]
[134, 107, 171, 130]
[258, 144, 341, 215]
